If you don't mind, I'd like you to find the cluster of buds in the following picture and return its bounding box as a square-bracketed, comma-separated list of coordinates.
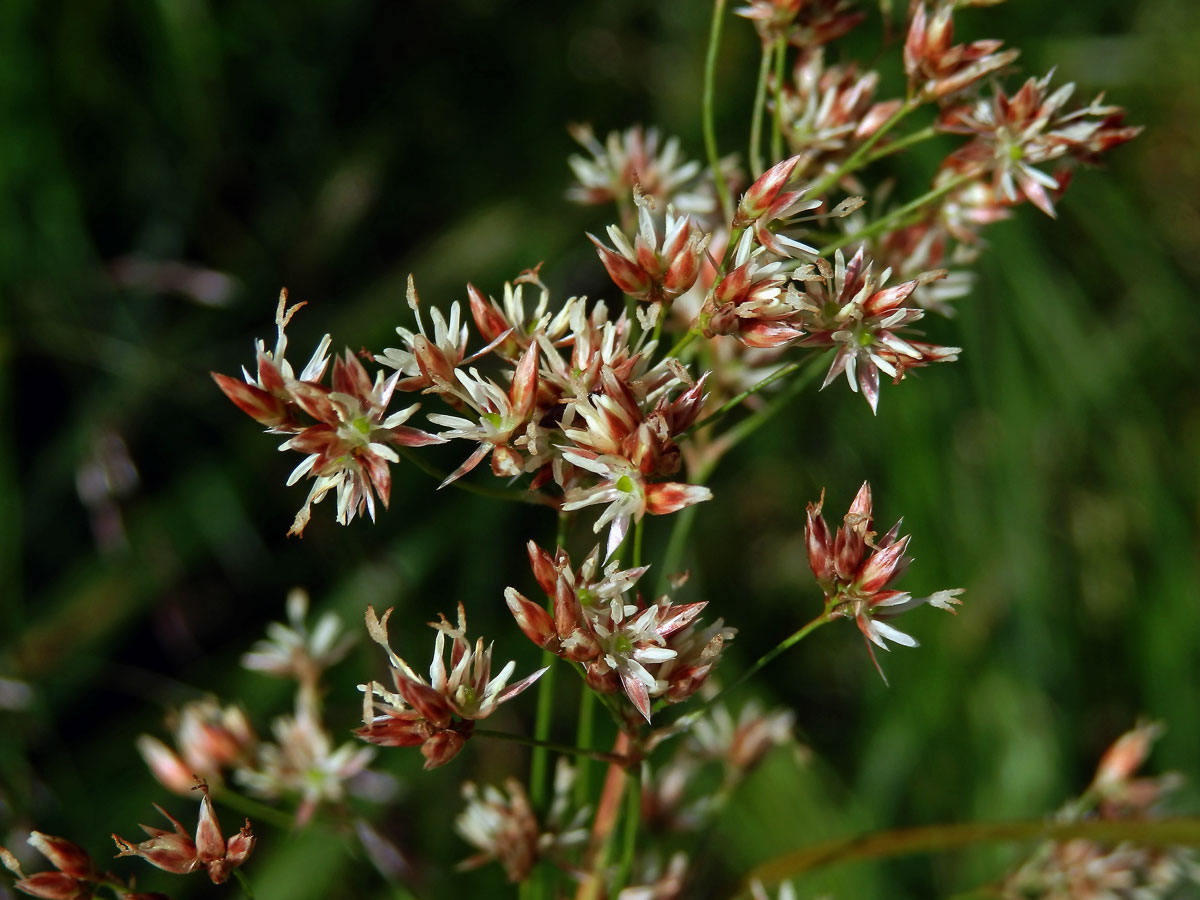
[137, 698, 256, 795]
[805, 482, 962, 680]
[505, 543, 733, 723]
[588, 187, 710, 305]
[215, 270, 716, 544]
[112, 782, 255, 886]
[357, 604, 546, 768]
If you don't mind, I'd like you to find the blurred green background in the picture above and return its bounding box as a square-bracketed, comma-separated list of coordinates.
[2, 1, 1197, 898]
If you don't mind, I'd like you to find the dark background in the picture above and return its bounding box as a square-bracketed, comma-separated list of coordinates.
[2, 1, 1197, 897]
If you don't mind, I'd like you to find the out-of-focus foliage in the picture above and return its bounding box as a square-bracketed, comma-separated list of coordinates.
[1, 0, 1197, 898]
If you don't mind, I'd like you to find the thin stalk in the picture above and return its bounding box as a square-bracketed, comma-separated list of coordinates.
[684, 351, 829, 439]
[744, 816, 1200, 890]
[232, 869, 256, 900]
[703, 0, 733, 221]
[397, 447, 554, 506]
[749, 42, 774, 177]
[655, 468, 712, 597]
[475, 729, 632, 767]
[574, 686, 596, 807]
[529, 647, 557, 808]
[770, 35, 786, 162]
[611, 766, 643, 895]
[818, 171, 972, 256]
[861, 124, 937, 165]
[701, 610, 832, 714]
[214, 787, 299, 832]
[650, 299, 669, 348]
[666, 327, 702, 360]
[805, 98, 919, 199]
[530, 511, 572, 816]
[713, 353, 829, 455]
[632, 517, 644, 568]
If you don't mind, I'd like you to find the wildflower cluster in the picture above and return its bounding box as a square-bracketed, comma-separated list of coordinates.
[138, 590, 376, 826]
[357, 603, 546, 769]
[806, 481, 962, 680]
[187, 1, 1164, 897]
[505, 543, 733, 723]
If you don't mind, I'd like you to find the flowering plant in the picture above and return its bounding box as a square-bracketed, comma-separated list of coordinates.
[7, 3, 1198, 900]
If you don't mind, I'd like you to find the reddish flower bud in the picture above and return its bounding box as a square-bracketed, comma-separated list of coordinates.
[736, 156, 801, 225]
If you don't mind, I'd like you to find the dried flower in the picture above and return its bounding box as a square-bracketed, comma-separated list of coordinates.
[735, 0, 864, 49]
[282, 351, 445, 534]
[561, 449, 712, 561]
[112, 782, 255, 885]
[356, 604, 546, 768]
[703, 229, 804, 349]
[426, 340, 540, 485]
[777, 50, 902, 180]
[689, 701, 796, 776]
[806, 482, 962, 681]
[506, 544, 718, 722]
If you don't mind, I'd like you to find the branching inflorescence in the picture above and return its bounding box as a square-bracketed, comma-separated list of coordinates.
[194, 0, 1146, 894]
[5, 3, 1163, 900]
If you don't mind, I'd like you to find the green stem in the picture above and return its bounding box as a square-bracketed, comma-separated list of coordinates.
[650, 299, 669, 348]
[770, 35, 786, 163]
[666, 327, 702, 360]
[805, 98, 919, 199]
[529, 514, 570, 818]
[574, 685, 596, 807]
[474, 729, 631, 767]
[684, 351, 829, 439]
[655, 471, 711, 597]
[232, 868, 256, 900]
[861, 124, 937, 166]
[611, 767, 642, 895]
[818, 172, 972, 256]
[632, 517, 644, 568]
[703, 0, 733, 222]
[397, 447, 554, 506]
[749, 42, 774, 177]
[213, 787, 298, 832]
[715, 353, 830, 455]
[529, 648, 557, 807]
[744, 816, 1200, 890]
[702, 611, 832, 715]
